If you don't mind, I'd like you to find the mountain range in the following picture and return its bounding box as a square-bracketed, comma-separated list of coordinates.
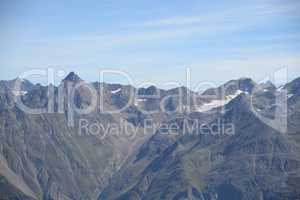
[0, 72, 299, 200]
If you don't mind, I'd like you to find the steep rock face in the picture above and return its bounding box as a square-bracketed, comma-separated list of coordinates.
[0, 78, 35, 93]
[0, 72, 196, 199]
[1, 75, 300, 200]
[202, 78, 256, 98]
[284, 77, 300, 95]
[0, 73, 160, 199]
[99, 80, 300, 200]
[0, 175, 35, 200]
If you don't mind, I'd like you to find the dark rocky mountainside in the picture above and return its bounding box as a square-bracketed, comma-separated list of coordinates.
[99, 93, 300, 200]
[0, 73, 299, 200]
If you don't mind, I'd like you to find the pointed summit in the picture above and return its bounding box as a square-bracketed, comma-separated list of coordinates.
[0, 77, 34, 91]
[284, 77, 300, 94]
[202, 77, 256, 97]
[63, 72, 82, 82]
[257, 81, 276, 91]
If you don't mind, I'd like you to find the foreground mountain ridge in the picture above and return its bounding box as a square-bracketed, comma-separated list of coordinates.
[0, 72, 299, 200]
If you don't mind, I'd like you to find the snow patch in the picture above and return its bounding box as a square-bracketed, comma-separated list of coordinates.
[12, 90, 27, 96]
[288, 93, 294, 99]
[277, 85, 284, 91]
[197, 99, 227, 112]
[197, 90, 244, 112]
[137, 98, 147, 102]
[111, 88, 121, 94]
[134, 98, 147, 106]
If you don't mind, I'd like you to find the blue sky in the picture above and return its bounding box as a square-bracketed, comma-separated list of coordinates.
[0, 0, 300, 87]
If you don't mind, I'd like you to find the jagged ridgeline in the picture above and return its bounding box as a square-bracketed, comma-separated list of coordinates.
[0, 73, 300, 200]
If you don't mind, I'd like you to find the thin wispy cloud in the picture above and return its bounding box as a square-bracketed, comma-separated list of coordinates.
[0, 0, 299, 83]
[134, 2, 298, 28]
[44, 1, 298, 51]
